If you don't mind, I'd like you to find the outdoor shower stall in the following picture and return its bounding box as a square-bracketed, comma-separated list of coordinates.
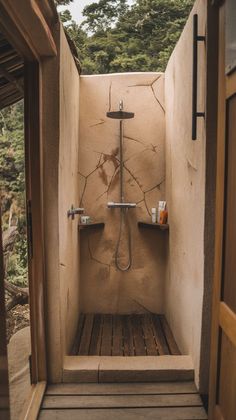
[44, 0, 211, 396]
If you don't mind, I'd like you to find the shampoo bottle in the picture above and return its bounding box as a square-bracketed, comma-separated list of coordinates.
[151, 208, 157, 223]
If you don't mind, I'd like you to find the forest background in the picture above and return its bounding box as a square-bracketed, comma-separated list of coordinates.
[0, 0, 193, 290]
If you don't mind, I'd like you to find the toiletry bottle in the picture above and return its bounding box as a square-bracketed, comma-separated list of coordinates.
[151, 208, 157, 223]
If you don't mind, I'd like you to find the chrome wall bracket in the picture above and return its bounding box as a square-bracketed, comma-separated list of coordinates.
[67, 205, 84, 220]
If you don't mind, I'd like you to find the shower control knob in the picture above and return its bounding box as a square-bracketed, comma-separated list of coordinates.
[67, 205, 84, 220]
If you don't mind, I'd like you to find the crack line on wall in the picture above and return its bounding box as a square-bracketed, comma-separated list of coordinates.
[144, 195, 151, 215]
[79, 176, 87, 207]
[187, 157, 198, 171]
[90, 119, 105, 128]
[124, 135, 145, 146]
[128, 75, 161, 88]
[144, 178, 165, 194]
[88, 236, 111, 269]
[96, 167, 120, 201]
[132, 298, 152, 313]
[128, 75, 165, 113]
[123, 164, 143, 192]
[135, 198, 150, 217]
[151, 75, 162, 87]
[109, 82, 112, 111]
[151, 85, 165, 113]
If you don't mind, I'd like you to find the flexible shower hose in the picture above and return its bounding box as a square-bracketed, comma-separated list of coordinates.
[115, 207, 132, 271]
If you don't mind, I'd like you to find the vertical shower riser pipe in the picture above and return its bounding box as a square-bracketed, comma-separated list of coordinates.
[120, 120, 124, 203]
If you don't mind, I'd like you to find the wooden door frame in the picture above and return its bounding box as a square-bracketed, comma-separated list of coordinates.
[209, 1, 236, 418]
[24, 61, 47, 383]
[209, 3, 226, 417]
[0, 1, 57, 391]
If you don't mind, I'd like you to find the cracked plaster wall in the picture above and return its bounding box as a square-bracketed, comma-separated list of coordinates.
[165, 0, 206, 388]
[79, 73, 167, 314]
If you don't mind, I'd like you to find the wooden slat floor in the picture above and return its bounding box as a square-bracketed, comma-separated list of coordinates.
[71, 313, 181, 356]
[39, 382, 208, 419]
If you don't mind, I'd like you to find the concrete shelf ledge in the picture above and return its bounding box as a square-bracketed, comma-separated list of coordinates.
[138, 221, 169, 231]
[78, 222, 105, 231]
[63, 355, 194, 383]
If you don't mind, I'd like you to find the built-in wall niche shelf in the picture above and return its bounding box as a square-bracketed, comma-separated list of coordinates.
[78, 222, 105, 231]
[138, 221, 169, 231]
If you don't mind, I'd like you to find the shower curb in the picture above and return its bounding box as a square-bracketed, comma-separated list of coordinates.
[62, 355, 194, 383]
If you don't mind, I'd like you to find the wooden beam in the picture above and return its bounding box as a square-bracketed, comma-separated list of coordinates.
[0, 62, 24, 94]
[0, 91, 23, 109]
[0, 0, 57, 59]
[37, 0, 59, 25]
[0, 78, 23, 95]
[0, 3, 36, 60]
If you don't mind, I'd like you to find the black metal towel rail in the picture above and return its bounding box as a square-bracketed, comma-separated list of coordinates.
[192, 14, 206, 140]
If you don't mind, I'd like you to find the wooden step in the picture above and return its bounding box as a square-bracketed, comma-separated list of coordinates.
[63, 355, 194, 383]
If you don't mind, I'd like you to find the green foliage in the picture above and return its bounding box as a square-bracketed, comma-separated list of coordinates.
[54, 0, 73, 5]
[54, 0, 74, 25]
[0, 101, 28, 287]
[82, 0, 129, 33]
[65, 0, 194, 74]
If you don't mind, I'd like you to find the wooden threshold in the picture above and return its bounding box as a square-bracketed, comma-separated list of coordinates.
[63, 355, 194, 383]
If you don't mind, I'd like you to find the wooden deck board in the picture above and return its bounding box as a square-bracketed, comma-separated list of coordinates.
[112, 315, 123, 356]
[39, 407, 207, 420]
[89, 314, 103, 356]
[100, 315, 112, 356]
[131, 315, 146, 356]
[42, 393, 203, 409]
[160, 315, 181, 355]
[78, 314, 94, 355]
[40, 381, 207, 419]
[151, 314, 170, 355]
[72, 313, 180, 357]
[123, 315, 135, 356]
[142, 314, 158, 356]
[46, 381, 198, 395]
[71, 313, 85, 355]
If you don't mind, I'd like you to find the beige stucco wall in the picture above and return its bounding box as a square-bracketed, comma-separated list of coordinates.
[42, 25, 81, 381]
[59, 29, 80, 355]
[79, 73, 167, 313]
[164, 0, 206, 386]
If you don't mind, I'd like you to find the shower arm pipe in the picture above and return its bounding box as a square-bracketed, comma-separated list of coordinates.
[120, 120, 124, 202]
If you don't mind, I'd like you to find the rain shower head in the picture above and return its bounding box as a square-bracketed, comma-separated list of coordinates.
[106, 111, 134, 120]
[107, 99, 134, 120]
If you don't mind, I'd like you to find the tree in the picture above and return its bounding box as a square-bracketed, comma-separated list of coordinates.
[0, 102, 28, 288]
[54, 0, 73, 5]
[55, 0, 74, 25]
[73, 0, 194, 74]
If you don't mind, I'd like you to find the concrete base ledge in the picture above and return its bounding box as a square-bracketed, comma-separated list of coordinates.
[63, 356, 194, 383]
